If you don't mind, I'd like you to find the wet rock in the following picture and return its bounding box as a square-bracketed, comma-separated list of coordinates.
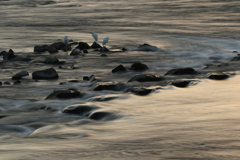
[59, 82, 67, 85]
[137, 43, 158, 52]
[92, 82, 127, 91]
[165, 68, 196, 75]
[128, 74, 163, 82]
[88, 111, 118, 121]
[12, 71, 29, 80]
[231, 55, 240, 61]
[45, 88, 82, 99]
[112, 64, 127, 73]
[101, 53, 107, 57]
[46, 45, 58, 54]
[13, 80, 21, 85]
[43, 56, 59, 64]
[68, 80, 79, 83]
[83, 75, 95, 81]
[32, 68, 59, 80]
[90, 42, 102, 49]
[3, 82, 11, 85]
[127, 87, 154, 96]
[34, 45, 47, 53]
[207, 73, 230, 80]
[51, 42, 66, 50]
[62, 103, 99, 116]
[171, 80, 192, 88]
[0, 50, 7, 56]
[3, 49, 16, 60]
[130, 62, 148, 71]
[0, 81, 2, 86]
[76, 42, 90, 50]
[100, 47, 109, 52]
[83, 49, 88, 53]
[70, 48, 81, 56]
[62, 45, 72, 52]
[122, 47, 127, 51]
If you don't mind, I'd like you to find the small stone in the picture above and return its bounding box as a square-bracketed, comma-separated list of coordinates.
[112, 64, 127, 73]
[45, 88, 82, 99]
[127, 87, 153, 96]
[92, 82, 126, 91]
[137, 43, 158, 52]
[13, 80, 21, 85]
[207, 73, 229, 80]
[4, 82, 11, 85]
[70, 49, 81, 56]
[130, 62, 148, 71]
[62, 103, 99, 116]
[171, 80, 192, 88]
[34, 45, 47, 53]
[44, 56, 59, 64]
[100, 47, 109, 52]
[3, 49, 16, 60]
[101, 53, 107, 57]
[83, 49, 88, 53]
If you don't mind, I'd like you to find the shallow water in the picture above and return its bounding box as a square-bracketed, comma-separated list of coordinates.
[0, 0, 240, 159]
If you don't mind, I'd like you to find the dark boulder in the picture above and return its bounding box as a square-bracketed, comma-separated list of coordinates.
[88, 111, 118, 121]
[4, 82, 11, 85]
[128, 74, 163, 82]
[207, 73, 229, 80]
[13, 80, 21, 85]
[0, 50, 7, 56]
[92, 82, 126, 91]
[76, 42, 90, 50]
[12, 71, 29, 80]
[101, 53, 107, 57]
[171, 80, 192, 88]
[3, 49, 16, 60]
[32, 68, 59, 80]
[0, 81, 2, 86]
[100, 47, 109, 52]
[62, 103, 99, 116]
[45, 88, 82, 99]
[90, 42, 102, 49]
[130, 62, 148, 71]
[165, 68, 196, 75]
[137, 43, 158, 52]
[122, 47, 127, 51]
[88, 95, 120, 102]
[127, 87, 154, 96]
[83, 75, 95, 81]
[43, 56, 59, 64]
[46, 45, 58, 54]
[62, 45, 72, 52]
[112, 64, 127, 73]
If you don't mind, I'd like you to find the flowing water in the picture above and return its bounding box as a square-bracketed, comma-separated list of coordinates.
[0, 0, 240, 159]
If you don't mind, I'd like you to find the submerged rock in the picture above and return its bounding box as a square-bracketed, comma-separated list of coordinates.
[112, 64, 127, 73]
[12, 71, 29, 80]
[128, 74, 163, 82]
[207, 73, 230, 80]
[92, 82, 127, 91]
[165, 68, 196, 75]
[90, 42, 102, 49]
[130, 62, 148, 71]
[32, 68, 59, 80]
[43, 56, 59, 64]
[137, 43, 158, 52]
[88, 111, 118, 121]
[62, 103, 99, 116]
[45, 88, 82, 99]
[127, 87, 154, 96]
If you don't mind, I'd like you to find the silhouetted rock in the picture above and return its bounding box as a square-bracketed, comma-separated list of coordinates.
[51, 42, 66, 50]
[34, 45, 47, 53]
[137, 43, 158, 52]
[207, 73, 229, 80]
[62, 103, 99, 116]
[130, 62, 148, 71]
[12, 71, 29, 80]
[13, 80, 21, 85]
[127, 87, 154, 96]
[32, 68, 59, 80]
[0, 50, 7, 56]
[112, 64, 127, 73]
[92, 82, 126, 91]
[165, 68, 196, 75]
[171, 80, 192, 88]
[45, 88, 82, 99]
[101, 53, 107, 57]
[128, 74, 163, 82]
[90, 42, 102, 49]
[3, 49, 16, 60]
[122, 47, 127, 51]
[76, 42, 90, 50]
[83, 49, 88, 53]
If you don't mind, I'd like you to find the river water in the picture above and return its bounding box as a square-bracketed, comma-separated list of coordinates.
[0, 0, 240, 159]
